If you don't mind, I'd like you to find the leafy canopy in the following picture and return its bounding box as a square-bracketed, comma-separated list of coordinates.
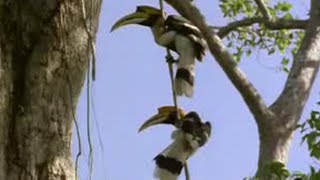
[219, 0, 304, 72]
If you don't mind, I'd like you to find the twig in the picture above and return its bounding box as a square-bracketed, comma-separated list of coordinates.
[214, 17, 307, 38]
[86, 42, 93, 180]
[159, 1, 190, 180]
[184, 163, 190, 180]
[159, 0, 165, 17]
[90, 84, 104, 152]
[166, 45, 191, 180]
[254, 0, 271, 20]
[166, 52, 179, 111]
[67, 75, 82, 180]
[90, 85, 108, 180]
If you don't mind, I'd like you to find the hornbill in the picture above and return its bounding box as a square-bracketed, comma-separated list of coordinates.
[139, 106, 211, 180]
[111, 6, 206, 98]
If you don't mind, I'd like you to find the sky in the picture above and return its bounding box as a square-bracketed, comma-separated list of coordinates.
[72, 0, 319, 179]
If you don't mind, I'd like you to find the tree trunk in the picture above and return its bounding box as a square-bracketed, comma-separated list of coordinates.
[256, 120, 294, 178]
[0, 0, 101, 179]
[258, 132, 293, 171]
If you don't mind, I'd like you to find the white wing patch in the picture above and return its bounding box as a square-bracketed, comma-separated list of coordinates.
[157, 31, 177, 47]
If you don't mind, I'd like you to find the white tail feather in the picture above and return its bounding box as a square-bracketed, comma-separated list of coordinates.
[154, 168, 179, 180]
[154, 130, 199, 180]
[175, 78, 193, 97]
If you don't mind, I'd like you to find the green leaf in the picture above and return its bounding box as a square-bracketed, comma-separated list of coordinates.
[265, 161, 290, 179]
[275, 2, 292, 12]
[291, 171, 308, 179]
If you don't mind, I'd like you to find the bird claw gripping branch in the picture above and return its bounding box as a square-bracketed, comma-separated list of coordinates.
[139, 106, 211, 180]
[111, 5, 206, 98]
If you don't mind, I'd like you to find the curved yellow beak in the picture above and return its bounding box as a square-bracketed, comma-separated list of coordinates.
[138, 106, 186, 132]
[110, 12, 151, 32]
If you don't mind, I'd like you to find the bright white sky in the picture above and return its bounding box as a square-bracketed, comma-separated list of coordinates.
[73, 0, 318, 179]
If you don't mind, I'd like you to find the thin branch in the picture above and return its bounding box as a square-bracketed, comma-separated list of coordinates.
[254, 0, 271, 20]
[86, 45, 93, 180]
[215, 17, 308, 38]
[159, 1, 190, 179]
[90, 85, 104, 152]
[164, 0, 270, 122]
[166, 54, 179, 114]
[263, 18, 308, 30]
[213, 17, 263, 37]
[159, 0, 165, 17]
[166, 54, 191, 180]
[211, 0, 308, 38]
[67, 75, 82, 180]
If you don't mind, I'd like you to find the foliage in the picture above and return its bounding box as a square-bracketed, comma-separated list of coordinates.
[301, 106, 320, 160]
[243, 162, 289, 180]
[219, 0, 304, 72]
[265, 161, 290, 180]
[296, 100, 320, 179]
[220, 0, 256, 18]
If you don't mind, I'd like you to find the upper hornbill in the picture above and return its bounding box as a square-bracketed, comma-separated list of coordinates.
[111, 6, 206, 98]
[139, 106, 211, 180]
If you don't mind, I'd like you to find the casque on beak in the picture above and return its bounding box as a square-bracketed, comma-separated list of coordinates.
[138, 106, 186, 132]
[110, 12, 151, 32]
[111, 6, 163, 32]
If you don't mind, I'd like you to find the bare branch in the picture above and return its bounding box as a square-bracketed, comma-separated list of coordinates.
[164, 0, 270, 122]
[254, 0, 271, 20]
[215, 17, 308, 38]
[264, 19, 308, 30]
[213, 17, 263, 37]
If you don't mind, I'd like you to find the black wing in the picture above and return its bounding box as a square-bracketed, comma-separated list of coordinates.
[165, 15, 206, 61]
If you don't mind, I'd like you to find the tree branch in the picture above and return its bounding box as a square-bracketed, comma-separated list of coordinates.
[254, 0, 271, 20]
[213, 17, 263, 38]
[164, 0, 270, 122]
[270, 0, 320, 128]
[215, 17, 308, 38]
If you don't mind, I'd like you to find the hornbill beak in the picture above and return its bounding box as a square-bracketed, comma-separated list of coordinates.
[138, 106, 186, 132]
[111, 6, 163, 32]
[111, 12, 150, 32]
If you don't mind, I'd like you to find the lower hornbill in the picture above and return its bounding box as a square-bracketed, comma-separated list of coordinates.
[139, 106, 211, 180]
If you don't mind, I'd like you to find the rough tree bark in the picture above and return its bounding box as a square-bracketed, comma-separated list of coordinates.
[0, 0, 101, 179]
[164, 0, 320, 179]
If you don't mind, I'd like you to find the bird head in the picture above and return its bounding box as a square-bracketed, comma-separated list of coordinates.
[181, 112, 212, 147]
[111, 5, 165, 32]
